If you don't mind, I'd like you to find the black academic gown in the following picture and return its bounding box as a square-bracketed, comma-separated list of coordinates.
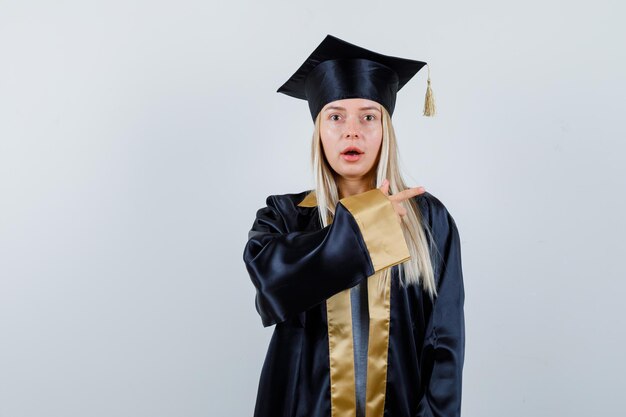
[243, 188, 465, 417]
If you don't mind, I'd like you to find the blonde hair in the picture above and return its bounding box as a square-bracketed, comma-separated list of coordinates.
[309, 106, 437, 300]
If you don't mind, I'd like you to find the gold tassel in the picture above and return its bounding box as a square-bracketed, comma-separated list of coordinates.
[423, 64, 436, 116]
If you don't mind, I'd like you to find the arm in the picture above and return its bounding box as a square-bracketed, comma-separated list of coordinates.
[416, 204, 465, 417]
[243, 189, 410, 327]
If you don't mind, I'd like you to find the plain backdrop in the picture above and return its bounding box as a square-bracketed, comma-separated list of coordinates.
[1, 1, 625, 416]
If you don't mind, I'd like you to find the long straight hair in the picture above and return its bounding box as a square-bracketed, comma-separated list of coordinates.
[309, 106, 437, 300]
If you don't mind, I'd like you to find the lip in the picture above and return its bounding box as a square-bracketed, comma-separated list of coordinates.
[341, 146, 364, 155]
[341, 153, 362, 162]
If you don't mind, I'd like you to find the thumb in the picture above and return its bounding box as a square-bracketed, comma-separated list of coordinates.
[379, 178, 390, 195]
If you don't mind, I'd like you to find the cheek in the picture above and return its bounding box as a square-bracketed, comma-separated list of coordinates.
[362, 122, 382, 139]
[320, 132, 330, 148]
[321, 124, 340, 138]
[320, 127, 338, 149]
[319, 136, 334, 159]
[368, 127, 383, 151]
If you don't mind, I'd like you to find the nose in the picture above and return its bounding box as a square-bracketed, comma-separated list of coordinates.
[344, 117, 360, 139]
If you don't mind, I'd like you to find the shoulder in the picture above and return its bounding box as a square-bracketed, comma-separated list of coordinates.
[249, 190, 312, 234]
[412, 190, 460, 235]
[412, 190, 448, 218]
[262, 189, 314, 214]
[263, 189, 459, 230]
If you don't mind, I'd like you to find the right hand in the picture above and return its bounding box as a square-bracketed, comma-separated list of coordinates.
[379, 178, 425, 224]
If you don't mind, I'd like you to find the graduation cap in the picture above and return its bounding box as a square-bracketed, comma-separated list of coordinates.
[277, 34, 436, 121]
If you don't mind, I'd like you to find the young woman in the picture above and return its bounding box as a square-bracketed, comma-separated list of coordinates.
[243, 34, 465, 417]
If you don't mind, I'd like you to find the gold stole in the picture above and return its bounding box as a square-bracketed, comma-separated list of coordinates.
[297, 189, 409, 417]
[326, 269, 392, 417]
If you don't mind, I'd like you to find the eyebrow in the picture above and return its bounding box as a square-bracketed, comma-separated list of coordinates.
[324, 106, 381, 113]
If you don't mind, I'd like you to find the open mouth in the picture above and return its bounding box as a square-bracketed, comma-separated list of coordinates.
[341, 146, 364, 156]
[341, 147, 364, 161]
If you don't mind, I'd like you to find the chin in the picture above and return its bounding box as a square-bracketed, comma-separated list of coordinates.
[336, 168, 370, 178]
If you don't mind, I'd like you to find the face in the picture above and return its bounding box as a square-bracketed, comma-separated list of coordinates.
[319, 98, 383, 183]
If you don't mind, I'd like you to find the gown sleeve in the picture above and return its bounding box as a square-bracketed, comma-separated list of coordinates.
[243, 188, 411, 327]
[416, 199, 466, 417]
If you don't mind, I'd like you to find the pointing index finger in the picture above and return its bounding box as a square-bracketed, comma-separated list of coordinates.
[394, 187, 425, 201]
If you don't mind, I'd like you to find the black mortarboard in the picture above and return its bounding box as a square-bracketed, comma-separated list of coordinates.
[277, 34, 435, 121]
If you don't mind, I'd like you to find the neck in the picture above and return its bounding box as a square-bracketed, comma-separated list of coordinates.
[336, 174, 376, 199]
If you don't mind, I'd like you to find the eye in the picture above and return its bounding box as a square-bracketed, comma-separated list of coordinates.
[364, 114, 376, 121]
[330, 114, 341, 121]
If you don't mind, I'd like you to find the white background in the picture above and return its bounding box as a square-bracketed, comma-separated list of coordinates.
[1, 1, 624, 416]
